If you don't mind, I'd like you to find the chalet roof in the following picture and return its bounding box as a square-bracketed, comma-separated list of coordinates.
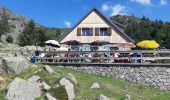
[57, 8, 134, 43]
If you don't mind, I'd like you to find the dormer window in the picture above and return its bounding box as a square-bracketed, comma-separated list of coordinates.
[100, 28, 107, 36]
[82, 28, 90, 36]
[95, 27, 111, 36]
[77, 28, 93, 36]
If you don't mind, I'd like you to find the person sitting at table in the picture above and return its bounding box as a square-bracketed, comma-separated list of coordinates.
[114, 53, 120, 63]
[35, 49, 40, 56]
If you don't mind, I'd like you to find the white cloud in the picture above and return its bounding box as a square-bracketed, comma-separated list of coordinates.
[130, 0, 152, 5]
[102, 4, 110, 11]
[160, 0, 167, 5]
[110, 4, 127, 16]
[65, 20, 71, 28]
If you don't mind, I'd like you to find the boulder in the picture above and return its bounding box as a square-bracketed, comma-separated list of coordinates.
[27, 75, 41, 85]
[44, 65, 54, 74]
[65, 73, 77, 85]
[42, 81, 51, 91]
[6, 77, 41, 100]
[90, 82, 100, 89]
[125, 94, 131, 100]
[59, 78, 75, 100]
[46, 93, 57, 100]
[2, 56, 30, 73]
[98, 94, 110, 100]
[27, 75, 51, 91]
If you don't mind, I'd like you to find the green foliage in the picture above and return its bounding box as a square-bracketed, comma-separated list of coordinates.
[49, 86, 68, 100]
[0, 7, 12, 39]
[17, 20, 48, 46]
[6, 35, 13, 43]
[111, 15, 170, 49]
[44, 28, 68, 40]
[0, 91, 5, 100]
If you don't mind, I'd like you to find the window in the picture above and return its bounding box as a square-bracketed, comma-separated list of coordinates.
[80, 28, 93, 36]
[100, 28, 107, 36]
[82, 28, 90, 36]
[95, 28, 111, 36]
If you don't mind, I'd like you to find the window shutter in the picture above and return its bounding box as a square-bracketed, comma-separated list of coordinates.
[89, 28, 93, 36]
[95, 28, 99, 36]
[77, 28, 81, 36]
[107, 28, 111, 36]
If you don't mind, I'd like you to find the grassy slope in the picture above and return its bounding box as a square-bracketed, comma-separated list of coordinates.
[1, 65, 170, 100]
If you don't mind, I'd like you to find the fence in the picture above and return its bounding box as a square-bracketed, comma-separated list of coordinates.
[34, 50, 170, 66]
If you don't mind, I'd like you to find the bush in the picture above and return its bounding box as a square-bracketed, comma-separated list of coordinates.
[6, 35, 13, 43]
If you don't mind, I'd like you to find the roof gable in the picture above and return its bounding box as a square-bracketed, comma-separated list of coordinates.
[57, 8, 134, 43]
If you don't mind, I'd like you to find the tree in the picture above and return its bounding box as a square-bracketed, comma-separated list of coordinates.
[18, 20, 47, 46]
[0, 7, 11, 40]
[115, 15, 170, 49]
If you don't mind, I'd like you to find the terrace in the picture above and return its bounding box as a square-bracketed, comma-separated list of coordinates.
[34, 50, 170, 66]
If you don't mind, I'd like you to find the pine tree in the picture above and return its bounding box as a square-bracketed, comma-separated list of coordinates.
[18, 20, 47, 46]
[0, 8, 11, 40]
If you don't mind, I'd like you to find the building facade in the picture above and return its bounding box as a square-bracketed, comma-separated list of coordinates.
[57, 8, 134, 51]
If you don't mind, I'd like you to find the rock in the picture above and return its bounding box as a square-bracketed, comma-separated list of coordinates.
[27, 75, 51, 91]
[166, 69, 170, 73]
[59, 78, 75, 100]
[25, 46, 43, 52]
[90, 82, 100, 89]
[2, 56, 29, 73]
[46, 93, 57, 100]
[159, 79, 166, 83]
[65, 73, 77, 85]
[125, 94, 131, 100]
[31, 64, 38, 68]
[98, 94, 110, 100]
[42, 81, 51, 91]
[33, 69, 42, 74]
[0, 76, 4, 81]
[27, 75, 41, 85]
[44, 65, 54, 74]
[6, 77, 41, 100]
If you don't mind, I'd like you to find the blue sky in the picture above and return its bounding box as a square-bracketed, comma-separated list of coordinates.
[0, 0, 169, 28]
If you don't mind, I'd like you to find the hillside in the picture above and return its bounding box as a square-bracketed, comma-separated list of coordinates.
[0, 7, 28, 42]
[1, 64, 170, 100]
[0, 7, 68, 43]
[110, 15, 170, 49]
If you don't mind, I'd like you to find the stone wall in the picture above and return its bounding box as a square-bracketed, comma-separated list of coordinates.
[64, 65, 170, 90]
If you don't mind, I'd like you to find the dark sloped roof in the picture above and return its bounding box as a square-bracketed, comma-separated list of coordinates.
[57, 8, 134, 43]
[110, 20, 126, 30]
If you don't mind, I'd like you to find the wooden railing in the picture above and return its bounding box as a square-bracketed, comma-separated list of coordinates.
[34, 50, 170, 66]
[40, 50, 170, 53]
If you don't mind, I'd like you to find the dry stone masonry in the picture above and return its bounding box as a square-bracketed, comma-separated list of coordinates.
[64, 65, 170, 90]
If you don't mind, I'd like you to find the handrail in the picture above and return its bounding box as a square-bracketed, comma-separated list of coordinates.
[36, 57, 170, 60]
[39, 50, 170, 53]
[35, 50, 170, 65]
[39, 62, 170, 67]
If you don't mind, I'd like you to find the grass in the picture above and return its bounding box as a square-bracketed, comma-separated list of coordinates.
[51, 66, 170, 100]
[1, 64, 170, 100]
